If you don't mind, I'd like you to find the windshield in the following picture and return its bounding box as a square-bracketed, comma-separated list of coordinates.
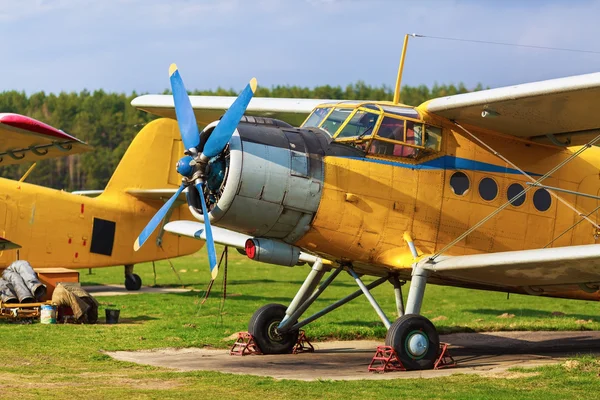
[302, 107, 331, 129]
[320, 108, 353, 136]
[336, 110, 379, 139]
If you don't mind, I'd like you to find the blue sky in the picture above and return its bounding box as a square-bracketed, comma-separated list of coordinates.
[2, 0, 600, 94]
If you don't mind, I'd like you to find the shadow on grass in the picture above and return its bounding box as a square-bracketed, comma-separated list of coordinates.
[466, 308, 599, 322]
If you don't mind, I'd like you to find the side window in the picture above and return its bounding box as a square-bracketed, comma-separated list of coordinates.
[507, 183, 526, 207]
[450, 171, 470, 195]
[425, 126, 442, 151]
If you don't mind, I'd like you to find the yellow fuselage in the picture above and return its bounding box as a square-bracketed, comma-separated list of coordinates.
[297, 120, 600, 277]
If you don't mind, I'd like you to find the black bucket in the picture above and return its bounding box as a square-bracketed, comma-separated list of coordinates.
[105, 309, 120, 324]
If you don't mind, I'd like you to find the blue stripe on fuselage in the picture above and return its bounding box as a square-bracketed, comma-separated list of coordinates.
[339, 155, 542, 176]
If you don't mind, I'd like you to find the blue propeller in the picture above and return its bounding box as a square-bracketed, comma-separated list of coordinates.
[133, 184, 186, 252]
[134, 63, 257, 281]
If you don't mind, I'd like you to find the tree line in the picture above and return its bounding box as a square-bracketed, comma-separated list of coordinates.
[0, 82, 481, 190]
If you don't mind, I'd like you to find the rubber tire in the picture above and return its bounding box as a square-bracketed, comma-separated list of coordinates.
[385, 314, 440, 370]
[248, 303, 299, 354]
[125, 273, 142, 291]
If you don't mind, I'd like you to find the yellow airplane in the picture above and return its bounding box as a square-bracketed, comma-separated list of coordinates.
[0, 113, 201, 290]
[131, 53, 600, 370]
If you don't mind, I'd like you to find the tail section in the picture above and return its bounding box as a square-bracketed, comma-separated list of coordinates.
[103, 118, 184, 195]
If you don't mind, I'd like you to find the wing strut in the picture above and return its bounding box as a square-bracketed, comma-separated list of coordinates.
[428, 122, 600, 263]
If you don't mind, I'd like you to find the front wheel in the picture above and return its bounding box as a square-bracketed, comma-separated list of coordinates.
[385, 314, 439, 370]
[248, 303, 298, 354]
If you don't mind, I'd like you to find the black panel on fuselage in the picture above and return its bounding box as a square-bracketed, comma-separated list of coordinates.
[90, 218, 116, 256]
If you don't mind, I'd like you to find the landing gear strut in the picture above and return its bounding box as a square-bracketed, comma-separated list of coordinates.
[248, 260, 440, 369]
[124, 264, 142, 291]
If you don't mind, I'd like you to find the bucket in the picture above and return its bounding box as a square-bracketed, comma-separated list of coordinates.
[40, 304, 57, 324]
[105, 309, 120, 324]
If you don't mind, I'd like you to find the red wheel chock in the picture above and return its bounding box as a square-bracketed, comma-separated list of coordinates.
[229, 331, 315, 356]
[368, 342, 457, 372]
[229, 332, 262, 356]
[368, 346, 407, 372]
[434, 342, 456, 369]
[292, 330, 314, 354]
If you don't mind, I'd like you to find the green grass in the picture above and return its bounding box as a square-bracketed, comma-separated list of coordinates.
[1, 247, 599, 399]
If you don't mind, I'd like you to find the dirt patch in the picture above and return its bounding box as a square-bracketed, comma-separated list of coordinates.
[497, 313, 515, 319]
[484, 371, 541, 379]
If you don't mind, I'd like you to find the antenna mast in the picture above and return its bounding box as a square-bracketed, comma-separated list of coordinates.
[393, 34, 412, 104]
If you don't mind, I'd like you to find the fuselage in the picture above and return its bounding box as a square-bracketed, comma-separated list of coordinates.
[193, 103, 600, 290]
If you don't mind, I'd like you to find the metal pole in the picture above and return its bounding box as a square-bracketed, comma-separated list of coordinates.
[290, 276, 389, 331]
[347, 268, 391, 329]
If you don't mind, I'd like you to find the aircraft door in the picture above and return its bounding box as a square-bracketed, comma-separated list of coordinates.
[571, 175, 600, 245]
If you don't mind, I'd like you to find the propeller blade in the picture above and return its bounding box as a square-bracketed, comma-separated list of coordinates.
[134, 184, 186, 251]
[195, 181, 218, 279]
[169, 63, 200, 150]
[202, 78, 257, 158]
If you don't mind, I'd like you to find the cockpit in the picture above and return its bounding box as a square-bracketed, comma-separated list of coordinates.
[301, 102, 442, 159]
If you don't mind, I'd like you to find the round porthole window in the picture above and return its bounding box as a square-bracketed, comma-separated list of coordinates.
[478, 177, 498, 201]
[450, 172, 470, 196]
[533, 188, 551, 212]
[507, 183, 526, 207]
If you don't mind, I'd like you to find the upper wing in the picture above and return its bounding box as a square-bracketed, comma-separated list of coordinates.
[420, 72, 600, 147]
[131, 95, 339, 127]
[417, 244, 600, 292]
[0, 113, 91, 166]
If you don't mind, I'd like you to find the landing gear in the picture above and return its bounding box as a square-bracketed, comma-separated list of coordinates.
[385, 314, 439, 370]
[248, 303, 299, 354]
[124, 264, 142, 291]
[247, 260, 440, 370]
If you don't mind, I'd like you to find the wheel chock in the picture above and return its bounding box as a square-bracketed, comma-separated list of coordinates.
[292, 330, 314, 354]
[368, 346, 406, 372]
[229, 332, 262, 356]
[434, 342, 456, 370]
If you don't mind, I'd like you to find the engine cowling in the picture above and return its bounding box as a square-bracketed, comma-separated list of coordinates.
[188, 116, 364, 246]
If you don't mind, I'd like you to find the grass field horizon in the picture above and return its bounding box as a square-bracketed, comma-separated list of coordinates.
[1, 248, 599, 399]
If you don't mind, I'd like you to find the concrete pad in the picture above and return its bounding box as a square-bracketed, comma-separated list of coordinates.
[107, 330, 600, 381]
[83, 285, 191, 297]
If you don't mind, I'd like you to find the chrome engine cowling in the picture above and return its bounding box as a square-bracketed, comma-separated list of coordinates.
[187, 117, 364, 245]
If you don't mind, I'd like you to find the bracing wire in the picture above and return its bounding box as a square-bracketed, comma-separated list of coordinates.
[412, 34, 600, 55]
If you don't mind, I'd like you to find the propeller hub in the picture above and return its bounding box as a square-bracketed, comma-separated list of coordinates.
[176, 155, 195, 177]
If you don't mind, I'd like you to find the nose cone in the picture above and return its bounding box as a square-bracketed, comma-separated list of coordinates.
[176, 155, 195, 177]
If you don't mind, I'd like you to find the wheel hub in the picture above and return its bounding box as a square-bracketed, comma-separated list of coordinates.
[267, 320, 284, 342]
[406, 330, 429, 358]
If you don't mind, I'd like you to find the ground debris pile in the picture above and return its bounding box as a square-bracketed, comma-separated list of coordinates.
[52, 283, 99, 323]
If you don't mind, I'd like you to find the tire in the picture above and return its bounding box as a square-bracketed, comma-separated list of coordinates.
[385, 314, 440, 370]
[125, 273, 142, 291]
[248, 303, 298, 354]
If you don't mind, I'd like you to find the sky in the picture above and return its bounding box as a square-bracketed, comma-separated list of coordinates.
[2, 0, 600, 95]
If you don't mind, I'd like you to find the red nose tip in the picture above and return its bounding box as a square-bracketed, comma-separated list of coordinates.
[245, 239, 256, 260]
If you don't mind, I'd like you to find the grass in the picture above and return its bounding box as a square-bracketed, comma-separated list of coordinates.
[1, 247, 599, 399]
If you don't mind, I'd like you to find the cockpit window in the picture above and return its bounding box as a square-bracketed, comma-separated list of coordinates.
[303, 107, 331, 129]
[336, 110, 379, 139]
[320, 108, 353, 136]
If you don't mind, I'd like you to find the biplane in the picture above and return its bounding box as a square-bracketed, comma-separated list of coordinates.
[0, 113, 201, 289]
[132, 59, 600, 370]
